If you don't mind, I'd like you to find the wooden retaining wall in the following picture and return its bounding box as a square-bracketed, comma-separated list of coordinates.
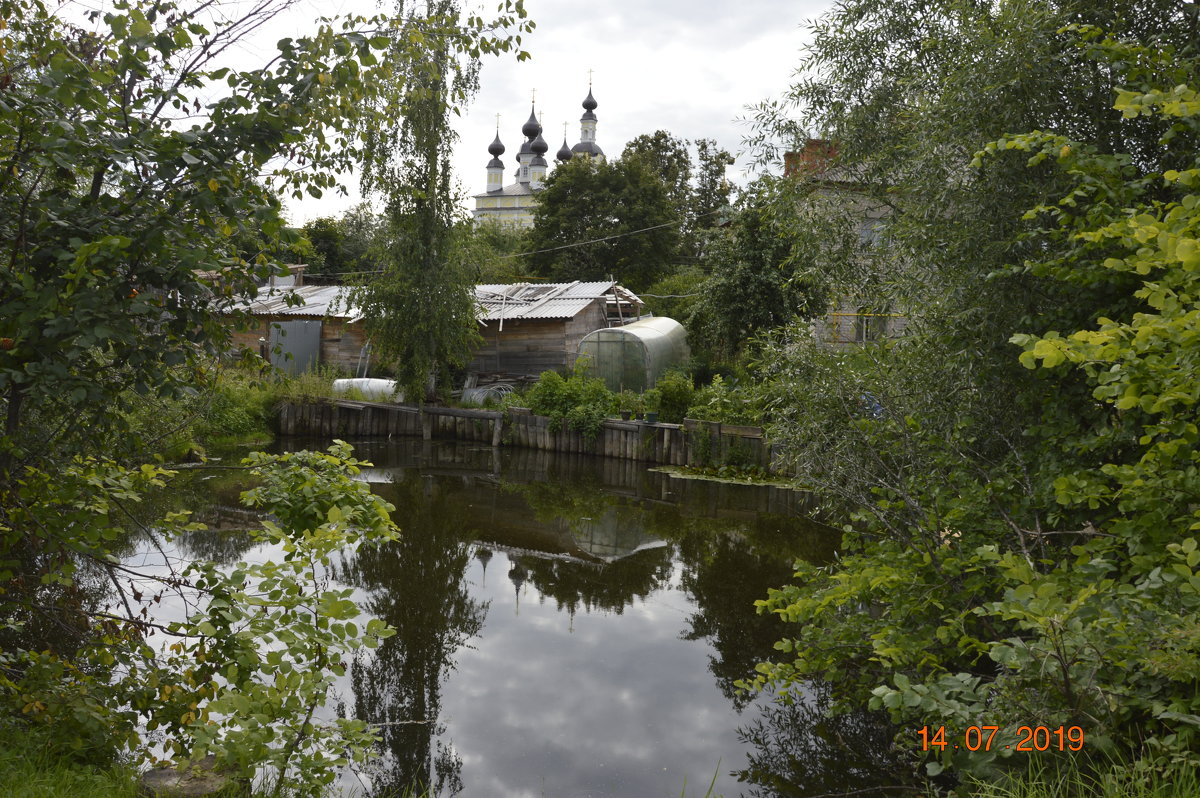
[278, 400, 784, 472]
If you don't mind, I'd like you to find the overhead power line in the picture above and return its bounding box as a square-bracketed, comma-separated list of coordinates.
[499, 207, 724, 259]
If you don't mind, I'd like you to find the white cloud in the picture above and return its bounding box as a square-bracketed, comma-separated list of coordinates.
[284, 0, 834, 222]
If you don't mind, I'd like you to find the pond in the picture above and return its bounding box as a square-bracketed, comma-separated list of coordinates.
[145, 438, 907, 797]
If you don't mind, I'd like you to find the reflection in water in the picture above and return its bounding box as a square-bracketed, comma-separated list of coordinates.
[503, 479, 675, 616]
[335, 476, 489, 798]
[0, 551, 112, 666]
[736, 686, 910, 797]
[673, 527, 800, 711]
[508, 546, 674, 618]
[160, 439, 906, 796]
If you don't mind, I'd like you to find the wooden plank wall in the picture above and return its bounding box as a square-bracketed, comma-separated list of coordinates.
[278, 400, 785, 473]
[227, 316, 366, 373]
[319, 319, 368, 373]
[469, 318, 574, 376]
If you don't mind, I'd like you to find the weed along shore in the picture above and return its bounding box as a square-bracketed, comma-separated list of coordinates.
[277, 399, 785, 474]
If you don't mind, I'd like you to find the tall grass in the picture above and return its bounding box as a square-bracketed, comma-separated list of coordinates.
[121, 364, 360, 459]
[968, 757, 1200, 798]
[0, 722, 140, 798]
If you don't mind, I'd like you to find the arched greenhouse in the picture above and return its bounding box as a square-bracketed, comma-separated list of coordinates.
[576, 317, 689, 393]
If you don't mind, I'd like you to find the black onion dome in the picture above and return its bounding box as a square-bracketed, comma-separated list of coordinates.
[521, 107, 541, 139]
[571, 141, 605, 157]
[581, 89, 598, 121]
[487, 157, 503, 169]
[531, 155, 548, 168]
[488, 133, 505, 157]
[530, 132, 549, 155]
[556, 138, 573, 161]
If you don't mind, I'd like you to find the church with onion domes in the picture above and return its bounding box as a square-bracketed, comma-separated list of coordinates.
[472, 86, 606, 228]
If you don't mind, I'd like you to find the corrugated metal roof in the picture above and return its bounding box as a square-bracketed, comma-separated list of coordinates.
[239, 281, 642, 324]
[243, 285, 362, 321]
[475, 281, 622, 321]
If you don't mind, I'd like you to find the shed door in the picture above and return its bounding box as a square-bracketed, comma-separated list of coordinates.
[269, 320, 322, 375]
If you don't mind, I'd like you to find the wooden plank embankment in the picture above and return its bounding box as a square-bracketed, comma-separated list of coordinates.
[276, 400, 788, 473]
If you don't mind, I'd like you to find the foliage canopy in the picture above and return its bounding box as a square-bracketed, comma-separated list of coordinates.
[740, 0, 1200, 784]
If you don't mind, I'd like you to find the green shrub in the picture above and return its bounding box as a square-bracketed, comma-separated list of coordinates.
[522, 362, 616, 439]
[1, 445, 399, 795]
[654, 369, 695, 423]
[641, 387, 662, 415]
[687, 375, 763, 425]
[614, 389, 640, 414]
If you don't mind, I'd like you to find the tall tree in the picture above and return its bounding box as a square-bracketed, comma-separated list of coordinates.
[692, 138, 735, 228]
[688, 175, 843, 364]
[303, 203, 383, 279]
[621, 130, 692, 207]
[621, 132, 735, 255]
[351, 0, 531, 401]
[460, 218, 530, 283]
[0, 0, 531, 780]
[741, 0, 1200, 782]
[0, 0, 403, 467]
[527, 156, 679, 291]
[740, 0, 1200, 514]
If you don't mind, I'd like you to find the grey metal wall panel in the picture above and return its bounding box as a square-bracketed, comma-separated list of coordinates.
[269, 320, 322, 375]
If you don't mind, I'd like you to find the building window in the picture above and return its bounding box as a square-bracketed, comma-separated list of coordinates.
[857, 219, 882, 245]
[855, 306, 888, 342]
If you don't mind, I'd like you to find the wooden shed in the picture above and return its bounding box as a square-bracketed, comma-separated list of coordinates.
[229, 285, 369, 376]
[470, 281, 643, 379]
[230, 280, 644, 380]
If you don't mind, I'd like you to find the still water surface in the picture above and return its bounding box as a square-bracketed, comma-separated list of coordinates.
[158, 439, 903, 797]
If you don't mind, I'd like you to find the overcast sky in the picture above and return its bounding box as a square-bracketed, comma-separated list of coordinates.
[272, 0, 834, 222]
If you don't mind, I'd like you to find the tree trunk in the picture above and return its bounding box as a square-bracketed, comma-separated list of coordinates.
[1, 384, 25, 478]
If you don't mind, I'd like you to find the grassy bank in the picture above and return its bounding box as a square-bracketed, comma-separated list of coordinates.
[968, 759, 1200, 798]
[0, 722, 140, 798]
[123, 365, 356, 461]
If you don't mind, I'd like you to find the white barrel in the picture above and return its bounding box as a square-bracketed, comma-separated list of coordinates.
[332, 378, 402, 402]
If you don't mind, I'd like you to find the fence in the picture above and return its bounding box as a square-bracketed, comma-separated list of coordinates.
[278, 400, 786, 473]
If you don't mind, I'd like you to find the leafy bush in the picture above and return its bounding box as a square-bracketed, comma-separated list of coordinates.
[0, 443, 399, 794]
[746, 35, 1200, 783]
[641, 387, 662, 415]
[687, 375, 763, 425]
[641, 266, 706, 323]
[654, 369, 695, 423]
[614, 389, 641, 414]
[521, 363, 616, 439]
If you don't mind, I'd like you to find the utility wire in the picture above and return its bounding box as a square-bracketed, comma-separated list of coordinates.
[498, 207, 724, 259]
[297, 208, 727, 275]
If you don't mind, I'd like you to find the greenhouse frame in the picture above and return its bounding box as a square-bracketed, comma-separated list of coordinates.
[576, 316, 689, 393]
